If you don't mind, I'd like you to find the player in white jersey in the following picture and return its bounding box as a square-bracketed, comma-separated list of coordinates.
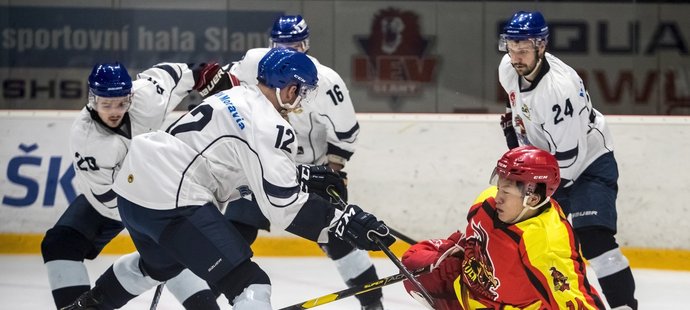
[497, 11, 637, 309]
[62, 48, 395, 310]
[42, 61, 231, 309]
[220, 15, 382, 310]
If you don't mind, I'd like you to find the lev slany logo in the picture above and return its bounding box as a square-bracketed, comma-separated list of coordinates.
[352, 8, 439, 97]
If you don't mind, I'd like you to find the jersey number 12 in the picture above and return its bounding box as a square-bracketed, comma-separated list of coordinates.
[274, 125, 295, 153]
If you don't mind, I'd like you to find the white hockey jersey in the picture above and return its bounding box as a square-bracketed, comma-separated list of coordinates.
[230, 48, 359, 166]
[498, 53, 614, 183]
[70, 63, 194, 221]
[113, 86, 334, 237]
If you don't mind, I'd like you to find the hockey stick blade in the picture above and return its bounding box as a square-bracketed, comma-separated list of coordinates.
[278, 265, 432, 309]
[325, 187, 435, 307]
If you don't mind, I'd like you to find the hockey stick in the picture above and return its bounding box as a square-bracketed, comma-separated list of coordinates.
[328, 186, 417, 245]
[388, 227, 417, 245]
[326, 188, 435, 308]
[149, 282, 165, 310]
[278, 265, 432, 309]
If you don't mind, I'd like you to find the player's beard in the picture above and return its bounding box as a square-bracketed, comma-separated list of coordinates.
[512, 59, 538, 77]
[512, 51, 541, 77]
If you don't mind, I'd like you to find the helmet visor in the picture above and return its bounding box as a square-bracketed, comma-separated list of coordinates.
[498, 34, 546, 52]
[90, 92, 132, 112]
[271, 39, 310, 53]
[294, 83, 318, 108]
[489, 167, 501, 186]
[489, 168, 528, 197]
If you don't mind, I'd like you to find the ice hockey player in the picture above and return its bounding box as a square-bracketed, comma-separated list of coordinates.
[497, 10, 637, 309]
[42, 61, 232, 309]
[60, 47, 395, 310]
[221, 15, 382, 310]
[402, 146, 605, 309]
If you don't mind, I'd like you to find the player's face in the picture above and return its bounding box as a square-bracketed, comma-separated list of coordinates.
[507, 40, 539, 76]
[278, 83, 317, 113]
[94, 95, 131, 127]
[272, 39, 310, 53]
[494, 177, 527, 223]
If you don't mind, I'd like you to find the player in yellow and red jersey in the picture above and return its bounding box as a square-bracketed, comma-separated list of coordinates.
[401, 146, 605, 309]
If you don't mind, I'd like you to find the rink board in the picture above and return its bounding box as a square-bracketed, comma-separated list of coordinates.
[2, 112, 690, 271]
[1, 233, 689, 271]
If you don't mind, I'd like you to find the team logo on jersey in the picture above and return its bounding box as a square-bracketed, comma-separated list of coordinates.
[521, 103, 531, 120]
[514, 115, 530, 144]
[352, 8, 439, 107]
[509, 91, 516, 107]
[462, 221, 500, 300]
[550, 267, 571, 292]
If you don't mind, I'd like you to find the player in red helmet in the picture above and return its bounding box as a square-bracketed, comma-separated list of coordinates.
[498, 10, 637, 309]
[401, 146, 604, 309]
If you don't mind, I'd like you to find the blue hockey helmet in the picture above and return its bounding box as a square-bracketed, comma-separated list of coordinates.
[270, 15, 310, 52]
[258, 47, 318, 110]
[88, 62, 132, 97]
[499, 11, 549, 52]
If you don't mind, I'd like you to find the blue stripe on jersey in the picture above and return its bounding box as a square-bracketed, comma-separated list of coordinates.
[335, 122, 360, 140]
[555, 146, 578, 162]
[327, 143, 354, 160]
[285, 195, 335, 242]
[174, 133, 300, 208]
[153, 64, 181, 85]
[91, 189, 117, 205]
[263, 179, 300, 199]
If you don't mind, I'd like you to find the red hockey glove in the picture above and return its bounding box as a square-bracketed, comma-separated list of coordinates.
[401, 232, 465, 309]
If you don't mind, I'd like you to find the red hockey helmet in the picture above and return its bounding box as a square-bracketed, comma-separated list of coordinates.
[491, 146, 560, 197]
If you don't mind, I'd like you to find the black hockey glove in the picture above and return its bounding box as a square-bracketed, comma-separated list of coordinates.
[501, 112, 519, 149]
[332, 204, 396, 251]
[192, 63, 233, 98]
[298, 164, 348, 204]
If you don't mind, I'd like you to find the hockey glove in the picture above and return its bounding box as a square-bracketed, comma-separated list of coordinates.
[500, 111, 513, 131]
[192, 63, 234, 98]
[332, 204, 395, 251]
[501, 99, 519, 149]
[401, 232, 465, 309]
[298, 164, 348, 204]
[501, 112, 519, 149]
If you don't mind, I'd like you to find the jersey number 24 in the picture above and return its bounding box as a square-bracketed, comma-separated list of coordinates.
[552, 98, 574, 125]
